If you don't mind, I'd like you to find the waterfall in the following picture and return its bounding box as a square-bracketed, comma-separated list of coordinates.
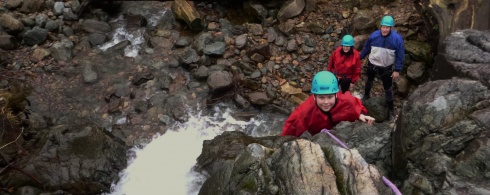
[107, 105, 274, 194]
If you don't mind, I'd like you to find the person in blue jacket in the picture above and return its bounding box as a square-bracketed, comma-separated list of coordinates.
[360, 15, 405, 119]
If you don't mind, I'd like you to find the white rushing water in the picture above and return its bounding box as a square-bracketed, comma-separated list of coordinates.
[98, 9, 168, 58]
[108, 106, 265, 195]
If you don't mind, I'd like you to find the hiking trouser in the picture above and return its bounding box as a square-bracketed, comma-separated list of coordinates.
[365, 62, 394, 110]
[338, 77, 352, 94]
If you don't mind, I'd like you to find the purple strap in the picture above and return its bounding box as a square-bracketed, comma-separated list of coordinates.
[321, 129, 349, 150]
[382, 176, 402, 195]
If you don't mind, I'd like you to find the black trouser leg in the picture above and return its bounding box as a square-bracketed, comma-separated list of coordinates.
[339, 78, 351, 94]
[378, 65, 395, 118]
[379, 66, 394, 103]
[387, 100, 394, 111]
[364, 64, 376, 99]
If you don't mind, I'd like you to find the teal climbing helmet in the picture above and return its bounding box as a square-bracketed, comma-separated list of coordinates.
[311, 71, 339, 95]
[380, 15, 394, 27]
[341, 35, 354, 46]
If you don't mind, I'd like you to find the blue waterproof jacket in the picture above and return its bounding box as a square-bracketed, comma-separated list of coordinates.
[360, 30, 405, 71]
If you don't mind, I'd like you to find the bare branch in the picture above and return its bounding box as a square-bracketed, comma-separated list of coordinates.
[0, 127, 24, 151]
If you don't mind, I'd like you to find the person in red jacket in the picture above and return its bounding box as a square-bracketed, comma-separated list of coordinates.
[281, 71, 375, 137]
[327, 35, 362, 93]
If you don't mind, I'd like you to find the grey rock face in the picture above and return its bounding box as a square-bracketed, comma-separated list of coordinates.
[272, 139, 339, 195]
[196, 131, 393, 195]
[432, 30, 490, 87]
[4, 125, 127, 194]
[445, 30, 490, 64]
[362, 97, 389, 122]
[394, 78, 490, 194]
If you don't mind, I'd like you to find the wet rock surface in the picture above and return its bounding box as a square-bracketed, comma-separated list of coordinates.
[5, 125, 127, 194]
[432, 30, 490, 87]
[197, 130, 394, 194]
[393, 78, 490, 194]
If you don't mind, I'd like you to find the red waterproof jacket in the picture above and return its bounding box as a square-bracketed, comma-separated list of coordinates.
[327, 46, 362, 83]
[281, 92, 367, 137]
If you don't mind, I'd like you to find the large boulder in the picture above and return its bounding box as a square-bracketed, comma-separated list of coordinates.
[393, 78, 490, 194]
[1, 125, 128, 194]
[271, 139, 339, 195]
[431, 30, 490, 87]
[196, 130, 395, 194]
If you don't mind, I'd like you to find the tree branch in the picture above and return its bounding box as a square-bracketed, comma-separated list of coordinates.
[0, 127, 24, 151]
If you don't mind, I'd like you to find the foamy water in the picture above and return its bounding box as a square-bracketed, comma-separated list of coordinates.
[98, 9, 168, 58]
[107, 107, 263, 195]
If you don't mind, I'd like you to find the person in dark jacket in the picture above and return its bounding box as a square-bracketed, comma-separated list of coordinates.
[327, 35, 362, 93]
[360, 15, 405, 119]
[281, 71, 375, 137]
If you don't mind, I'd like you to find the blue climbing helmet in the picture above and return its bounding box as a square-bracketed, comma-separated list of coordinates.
[341, 35, 354, 46]
[311, 71, 339, 94]
[380, 15, 395, 27]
